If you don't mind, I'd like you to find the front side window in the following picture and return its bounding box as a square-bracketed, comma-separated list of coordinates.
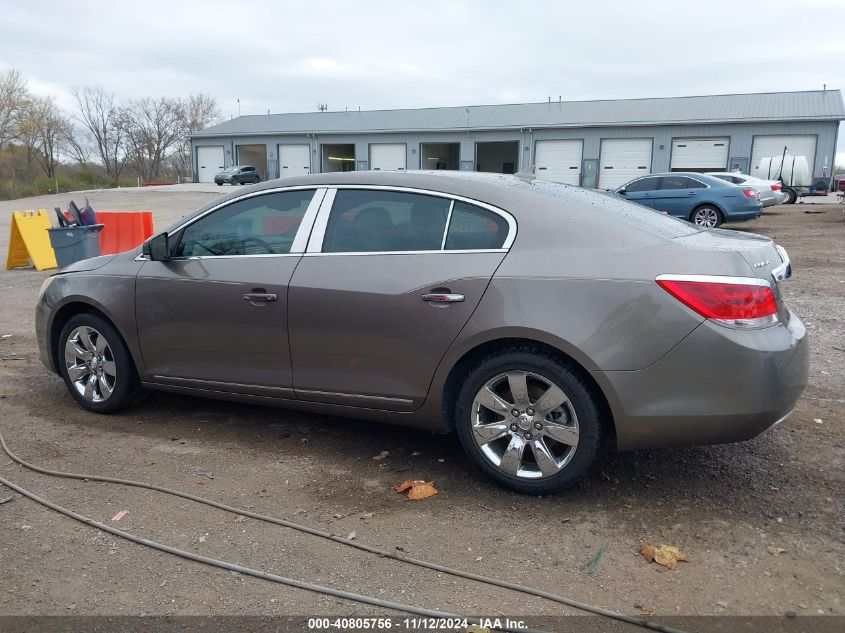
[175, 189, 315, 257]
[445, 202, 509, 250]
[624, 177, 659, 193]
[659, 176, 690, 190]
[322, 189, 451, 253]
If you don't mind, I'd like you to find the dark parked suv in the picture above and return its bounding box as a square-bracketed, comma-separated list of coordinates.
[214, 165, 261, 186]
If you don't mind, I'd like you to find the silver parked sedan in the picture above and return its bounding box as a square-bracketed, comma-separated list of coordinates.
[707, 172, 788, 208]
[35, 171, 808, 494]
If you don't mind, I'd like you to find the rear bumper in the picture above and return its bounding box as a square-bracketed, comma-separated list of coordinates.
[724, 201, 763, 222]
[596, 310, 809, 450]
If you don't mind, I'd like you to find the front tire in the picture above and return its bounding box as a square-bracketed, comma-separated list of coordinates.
[58, 313, 145, 414]
[454, 348, 603, 495]
[690, 205, 723, 228]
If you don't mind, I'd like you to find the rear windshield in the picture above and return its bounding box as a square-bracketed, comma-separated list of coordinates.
[514, 178, 702, 239]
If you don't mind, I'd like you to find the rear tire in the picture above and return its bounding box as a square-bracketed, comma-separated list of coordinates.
[690, 205, 723, 228]
[57, 313, 146, 414]
[454, 347, 603, 495]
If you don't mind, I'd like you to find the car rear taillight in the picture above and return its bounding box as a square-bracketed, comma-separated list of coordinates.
[741, 189, 758, 199]
[656, 275, 779, 328]
[770, 183, 782, 191]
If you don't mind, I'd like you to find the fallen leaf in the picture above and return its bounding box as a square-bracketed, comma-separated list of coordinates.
[360, 512, 374, 519]
[333, 512, 345, 519]
[766, 546, 786, 556]
[640, 544, 688, 570]
[393, 479, 439, 500]
[347, 531, 356, 540]
[407, 482, 438, 500]
[233, 515, 247, 524]
[392, 480, 415, 493]
[372, 451, 390, 461]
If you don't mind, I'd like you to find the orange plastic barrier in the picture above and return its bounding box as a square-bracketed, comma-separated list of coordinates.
[96, 211, 154, 255]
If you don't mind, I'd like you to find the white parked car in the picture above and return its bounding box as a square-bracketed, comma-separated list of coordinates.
[706, 172, 787, 208]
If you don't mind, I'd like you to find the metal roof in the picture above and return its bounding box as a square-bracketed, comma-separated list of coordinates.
[193, 90, 845, 138]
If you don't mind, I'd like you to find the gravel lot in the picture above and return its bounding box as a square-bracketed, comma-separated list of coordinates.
[0, 187, 842, 628]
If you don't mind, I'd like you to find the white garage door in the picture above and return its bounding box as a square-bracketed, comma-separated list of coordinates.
[196, 146, 224, 183]
[750, 135, 816, 179]
[535, 140, 583, 185]
[370, 143, 406, 171]
[670, 138, 729, 172]
[278, 144, 311, 178]
[599, 138, 652, 189]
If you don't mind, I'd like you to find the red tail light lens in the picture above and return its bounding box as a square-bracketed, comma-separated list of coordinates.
[741, 189, 758, 199]
[770, 183, 781, 191]
[656, 276, 778, 328]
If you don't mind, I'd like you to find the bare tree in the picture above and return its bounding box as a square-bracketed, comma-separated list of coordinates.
[121, 97, 185, 182]
[36, 98, 69, 178]
[174, 93, 220, 179]
[0, 68, 28, 148]
[72, 86, 127, 178]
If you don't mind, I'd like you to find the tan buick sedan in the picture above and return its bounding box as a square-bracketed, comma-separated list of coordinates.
[36, 171, 808, 494]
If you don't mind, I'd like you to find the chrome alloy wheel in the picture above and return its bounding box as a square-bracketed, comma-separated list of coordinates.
[471, 371, 579, 479]
[64, 326, 116, 403]
[692, 207, 720, 227]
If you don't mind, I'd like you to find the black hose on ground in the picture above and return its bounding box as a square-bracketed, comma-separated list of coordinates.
[0, 431, 688, 633]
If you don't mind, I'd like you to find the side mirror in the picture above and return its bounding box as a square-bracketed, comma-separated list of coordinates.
[617, 187, 627, 195]
[143, 233, 170, 261]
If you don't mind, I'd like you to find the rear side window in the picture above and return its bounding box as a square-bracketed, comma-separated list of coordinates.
[322, 189, 451, 253]
[687, 178, 707, 189]
[445, 201, 509, 250]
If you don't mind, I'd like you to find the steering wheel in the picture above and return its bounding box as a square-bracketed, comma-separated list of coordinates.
[240, 236, 277, 254]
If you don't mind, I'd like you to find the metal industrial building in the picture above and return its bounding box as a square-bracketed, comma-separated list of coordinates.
[191, 90, 844, 189]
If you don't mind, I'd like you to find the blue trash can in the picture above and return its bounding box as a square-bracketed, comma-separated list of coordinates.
[47, 224, 104, 268]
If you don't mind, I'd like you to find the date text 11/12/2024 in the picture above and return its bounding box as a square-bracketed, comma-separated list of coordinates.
[307, 617, 528, 630]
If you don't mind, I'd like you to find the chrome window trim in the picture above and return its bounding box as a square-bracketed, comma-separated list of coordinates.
[289, 188, 327, 253]
[440, 199, 455, 250]
[306, 185, 517, 255]
[136, 185, 326, 261]
[305, 187, 337, 253]
[302, 249, 507, 257]
[656, 273, 771, 288]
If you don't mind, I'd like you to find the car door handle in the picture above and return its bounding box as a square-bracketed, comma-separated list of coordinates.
[243, 292, 277, 302]
[421, 293, 464, 304]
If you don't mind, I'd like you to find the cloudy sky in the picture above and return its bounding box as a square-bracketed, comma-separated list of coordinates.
[2, 0, 843, 163]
